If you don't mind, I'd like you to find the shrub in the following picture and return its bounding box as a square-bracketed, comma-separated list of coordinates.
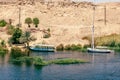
[47, 28, 50, 32]
[33, 57, 48, 66]
[71, 44, 82, 51]
[64, 44, 71, 50]
[11, 28, 22, 44]
[0, 20, 7, 27]
[10, 47, 26, 58]
[103, 40, 116, 47]
[64, 44, 82, 51]
[0, 46, 8, 55]
[56, 44, 64, 51]
[83, 44, 90, 48]
[116, 42, 120, 47]
[70, 44, 78, 51]
[43, 33, 51, 38]
[7, 25, 15, 35]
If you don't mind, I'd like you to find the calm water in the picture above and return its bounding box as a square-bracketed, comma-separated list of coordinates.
[0, 51, 120, 80]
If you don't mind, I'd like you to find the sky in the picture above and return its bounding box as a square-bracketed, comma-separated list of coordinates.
[72, 0, 120, 3]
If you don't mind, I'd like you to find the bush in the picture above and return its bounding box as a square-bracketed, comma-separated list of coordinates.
[7, 25, 15, 35]
[10, 47, 26, 58]
[43, 33, 51, 38]
[64, 44, 82, 51]
[64, 44, 71, 50]
[47, 28, 50, 32]
[56, 44, 64, 51]
[83, 44, 90, 48]
[103, 40, 116, 47]
[0, 20, 7, 27]
[33, 57, 48, 66]
[71, 44, 82, 51]
[11, 28, 22, 44]
[0, 46, 8, 55]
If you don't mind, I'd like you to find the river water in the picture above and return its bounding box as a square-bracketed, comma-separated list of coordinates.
[0, 51, 120, 80]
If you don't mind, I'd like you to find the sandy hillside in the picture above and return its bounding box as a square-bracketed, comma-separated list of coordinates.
[0, 0, 120, 46]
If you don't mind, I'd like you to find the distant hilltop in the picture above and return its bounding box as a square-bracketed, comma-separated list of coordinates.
[0, 0, 94, 7]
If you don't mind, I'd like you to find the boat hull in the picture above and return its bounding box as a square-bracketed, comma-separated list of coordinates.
[87, 48, 111, 53]
[29, 47, 55, 52]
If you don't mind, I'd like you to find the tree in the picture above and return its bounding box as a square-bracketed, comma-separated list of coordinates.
[33, 18, 39, 28]
[25, 17, 32, 28]
[11, 28, 22, 44]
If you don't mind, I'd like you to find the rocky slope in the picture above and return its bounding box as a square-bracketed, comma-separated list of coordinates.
[0, 0, 120, 46]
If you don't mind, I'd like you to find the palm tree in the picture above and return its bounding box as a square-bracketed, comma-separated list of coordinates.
[25, 17, 32, 28]
[33, 18, 39, 28]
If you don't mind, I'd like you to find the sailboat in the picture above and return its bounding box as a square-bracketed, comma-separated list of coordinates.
[87, 5, 111, 53]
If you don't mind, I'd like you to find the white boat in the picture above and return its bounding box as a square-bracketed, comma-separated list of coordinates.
[87, 5, 111, 53]
[29, 44, 55, 52]
[87, 48, 111, 53]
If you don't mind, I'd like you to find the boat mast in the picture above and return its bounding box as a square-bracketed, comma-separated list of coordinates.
[91, 2, 95, 49]
[104, 5, 106, 25]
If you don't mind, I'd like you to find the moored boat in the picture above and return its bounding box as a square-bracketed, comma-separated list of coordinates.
[87, 5, 112, 53]
[29, 44, 55, 52]
[87, 48, 111, 53]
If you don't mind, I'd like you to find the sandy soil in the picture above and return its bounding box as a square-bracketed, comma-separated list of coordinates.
[0, 1, 120, 46]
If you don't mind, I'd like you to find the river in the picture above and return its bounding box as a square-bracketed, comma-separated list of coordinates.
[0, 51, 120, 80]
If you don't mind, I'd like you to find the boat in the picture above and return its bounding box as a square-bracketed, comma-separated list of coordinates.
[87, 5, 111, 53]
[87, 48, 111, 53]
[29, 44, 55, 52]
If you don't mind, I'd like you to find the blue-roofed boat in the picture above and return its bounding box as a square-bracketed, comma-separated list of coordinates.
[29, 44, 55, 52]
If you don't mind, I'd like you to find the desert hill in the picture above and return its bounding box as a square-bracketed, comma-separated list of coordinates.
[0, 0, 120, 46]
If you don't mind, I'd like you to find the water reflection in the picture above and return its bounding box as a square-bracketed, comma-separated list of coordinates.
[30, 51, 92, 61]
[0, 51, 120, 80]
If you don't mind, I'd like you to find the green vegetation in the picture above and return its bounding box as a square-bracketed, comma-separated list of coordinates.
[10, 56, 47, 66]
[43, 33, 51, 38]
[10, 47, 27, 58]
[49, 58, 88, 64]
[7, 25, 14, 35]
[33, 57, 48, 66]
[0, 20, 7, 27]
[10, 28, 22, 44]
[7, 25, 15, 35]
[25, 17, 32, 28]
[33, 18, 39, 28]
[0, 40, 6, 47]
[19, 31, 31, 44]
[0, 46, 8, 55]
[43, 28, 51, 38]
[0, 40, 8, 55]
[56, 44, 88, 52]
[10, 56, 88, 66]
[82, 34, 120, 52]
[56, 44, 64, 51]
